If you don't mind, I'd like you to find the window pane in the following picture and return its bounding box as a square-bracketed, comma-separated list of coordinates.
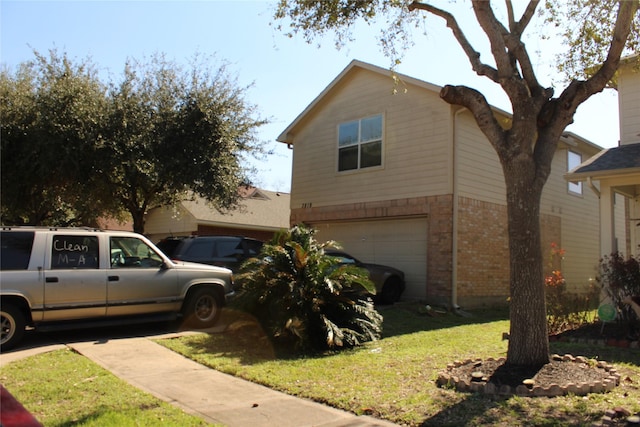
[184, 240, 214, 259]
[52, 235, 99, 269]
[216, 240, 243, 258]
[568, 151, 582, 194]
[0, 231, 34, 270]
[110, 236, 163, 268]
[339, 145, 358, 171]
[360, 141, 382, 168]
[569, 181, 582, 194]
[338, 121, 359, 147]
[568, 151, 581, 170]
[360, 115, 382, 142]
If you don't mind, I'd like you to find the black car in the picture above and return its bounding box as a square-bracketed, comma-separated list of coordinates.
[325, 249, 405, 304]
[156, 236, 263, 272]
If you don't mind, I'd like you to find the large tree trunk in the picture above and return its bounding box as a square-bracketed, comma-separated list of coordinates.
[131, 208, 145, 235]
[503, 155, 549, 367]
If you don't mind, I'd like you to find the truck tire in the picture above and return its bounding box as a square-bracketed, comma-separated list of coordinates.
[182, 287, 222, 329]
[1, 304, 26, 351]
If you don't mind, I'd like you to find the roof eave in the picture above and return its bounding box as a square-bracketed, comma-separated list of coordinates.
[196, 219, 287, 232]
[276, 60, 445, 145]
[565, 167, 640, 182]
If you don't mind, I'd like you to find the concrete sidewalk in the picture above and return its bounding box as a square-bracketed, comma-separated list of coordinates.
[64, 336, 398, 427]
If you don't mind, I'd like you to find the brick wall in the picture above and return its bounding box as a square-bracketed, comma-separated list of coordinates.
[291, 195, 454, 303]
[425, 195, 454, 303]
[290, 194, 562, 308]
[456, 197, 510, 306]
[455, 196, 561, 307]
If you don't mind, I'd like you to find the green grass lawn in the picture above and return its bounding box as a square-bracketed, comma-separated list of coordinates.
[158, 304, 640, 427]
[0, 348, 216, 427]
[1, 304, 638, 426]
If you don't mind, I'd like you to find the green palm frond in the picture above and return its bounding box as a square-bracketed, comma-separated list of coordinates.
[234, 225, 383, 354]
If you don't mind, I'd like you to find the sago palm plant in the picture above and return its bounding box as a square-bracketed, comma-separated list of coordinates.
[234, 225, 383, 353]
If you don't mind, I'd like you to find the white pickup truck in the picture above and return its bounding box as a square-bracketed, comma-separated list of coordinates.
[1, 227, 234, 350]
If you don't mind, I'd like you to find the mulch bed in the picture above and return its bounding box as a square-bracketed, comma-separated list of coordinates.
[439, 355, 618, 396]
[438, 320, 640, 398]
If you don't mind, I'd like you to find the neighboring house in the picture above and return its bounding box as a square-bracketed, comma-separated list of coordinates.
[97, 216, 133, 232]
[278, 59, 621, 308]
[567, 54, 640, 257]
[144, 187, 290, 244]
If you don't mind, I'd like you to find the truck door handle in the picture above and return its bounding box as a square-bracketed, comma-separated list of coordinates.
[108, 276, 119, 282]
[45, 277, 58, 283]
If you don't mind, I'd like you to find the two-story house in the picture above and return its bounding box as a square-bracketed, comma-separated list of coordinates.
[278, 60, 622, 308]
[567, 54, 640, 257]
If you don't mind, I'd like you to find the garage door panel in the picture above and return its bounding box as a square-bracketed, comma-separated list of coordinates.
[313, 218, 427, 300]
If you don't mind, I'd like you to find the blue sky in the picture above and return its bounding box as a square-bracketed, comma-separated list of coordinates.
[1, 1, 620, 193]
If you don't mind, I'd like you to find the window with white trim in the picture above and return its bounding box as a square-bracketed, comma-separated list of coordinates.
[567, 150, 582, 194]
[338, 114, 383, 172]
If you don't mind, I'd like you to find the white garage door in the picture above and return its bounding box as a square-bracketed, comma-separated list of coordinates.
[313, 217, 428, 300]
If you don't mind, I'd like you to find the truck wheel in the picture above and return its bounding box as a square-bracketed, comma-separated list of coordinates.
[1, 304, 26, 351]
[182, 288, 221, 328]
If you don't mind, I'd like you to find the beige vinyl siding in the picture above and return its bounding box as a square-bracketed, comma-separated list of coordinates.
[455, 107, 603, 291]
[290, 68, 451, 210]
[541, 148, 601, 292]
[144, 205, 197, 242]
[455, 111, 507, 205]
[619, 65, 640, 145]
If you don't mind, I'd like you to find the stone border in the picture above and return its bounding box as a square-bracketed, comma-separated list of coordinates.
[436, 354, 620, 397]
[550, 335, 640, 349]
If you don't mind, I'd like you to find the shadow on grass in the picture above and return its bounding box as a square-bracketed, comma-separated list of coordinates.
[166, 303, 510, 366]
[418, 393, 508, 427]
[4, 319, 184, 355]
[379, 302, 509, 338]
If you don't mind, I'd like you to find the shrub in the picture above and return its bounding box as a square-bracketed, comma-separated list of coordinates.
[545, 243, 599, 335]
[234, 225, 383, 354]
[598, 252, 640, 324]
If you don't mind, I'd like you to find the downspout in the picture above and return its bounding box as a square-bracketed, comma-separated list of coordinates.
[450, 107, 467, 309]
[587, 176, 600, 198]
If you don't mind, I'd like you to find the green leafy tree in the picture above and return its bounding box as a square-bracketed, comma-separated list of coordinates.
[1, 51, 267, 233]
[234, 225, 382, 354]
[273, 0, 639, 366]
[1, 50, 113, 226]
[101, 53, 268, 233]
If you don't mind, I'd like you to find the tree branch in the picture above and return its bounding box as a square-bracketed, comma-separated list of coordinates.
[511, 0, 539, 36]
[408, 1, 499, 82]
[506, 0, 516, 31]
[473, 1, 550, 112]
[506, 1, 543, 97]
[472, 1, 511, 73]
[440, 84, 508, 156]
[584, 0, 638, 98]
[554, 0, 637, 127]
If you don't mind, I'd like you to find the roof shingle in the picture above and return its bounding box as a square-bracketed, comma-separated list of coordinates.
[569, 143, 640, 177]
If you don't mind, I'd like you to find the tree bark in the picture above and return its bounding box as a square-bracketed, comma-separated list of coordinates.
[410, 0, 638, 369]
[131, 208, 145, 235]
[503, 152, 549, 366]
